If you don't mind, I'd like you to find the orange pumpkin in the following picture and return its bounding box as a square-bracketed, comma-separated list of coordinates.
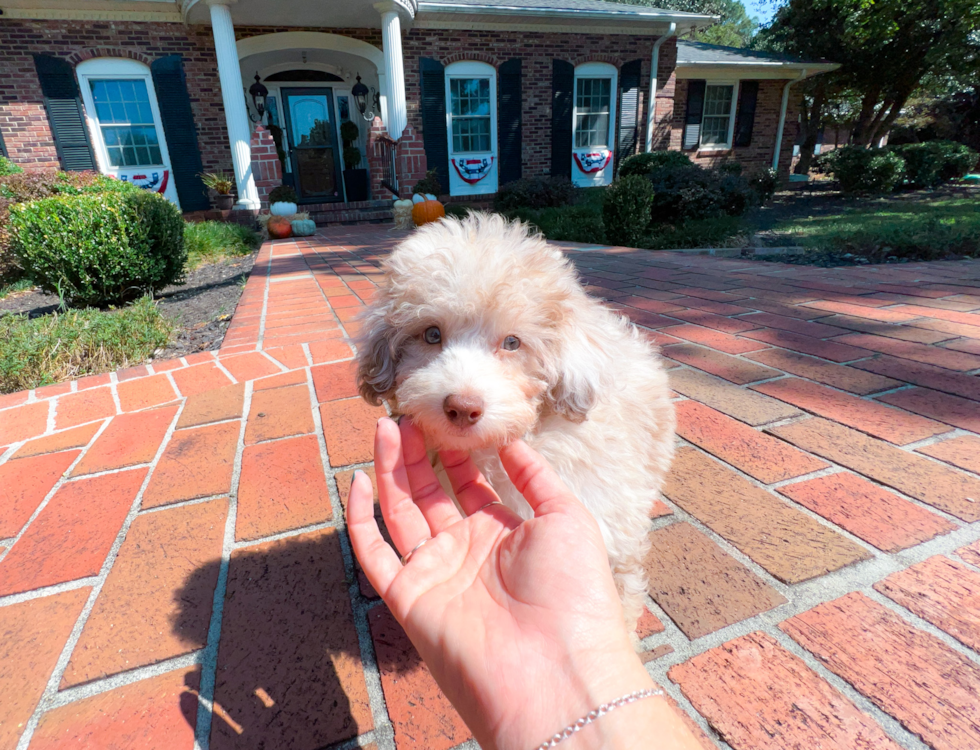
[412, 199, 445, 226]
[267, 215, 293, 239]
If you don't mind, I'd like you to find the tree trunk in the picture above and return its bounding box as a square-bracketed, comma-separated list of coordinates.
[794, 82, 827, 174]
[851, 89, 881, 146]
[862, 99, 895, 147]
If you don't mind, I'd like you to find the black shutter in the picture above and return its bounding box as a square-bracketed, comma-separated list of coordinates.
[682, 79, 706, 151]
[419, 57, 449, 194]
[617, 59, 642, 172]
[733, 80, 759, 148]
[33, 54, 96, 172]
[151, 55, 210, 211]
[0, 128, 7, 158]
[550, 59, 574, 179]
[498, 58, 522, 186]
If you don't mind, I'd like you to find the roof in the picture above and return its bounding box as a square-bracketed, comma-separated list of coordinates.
[677, 40, 837, 69]
[417, 0, 717, 26]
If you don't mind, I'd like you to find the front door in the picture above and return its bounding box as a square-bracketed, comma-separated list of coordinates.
[282, 87, 342, 203]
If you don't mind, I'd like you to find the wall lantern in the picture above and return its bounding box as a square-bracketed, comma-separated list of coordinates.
[351, 74, 375, 121]
[249, 72, 268, 120]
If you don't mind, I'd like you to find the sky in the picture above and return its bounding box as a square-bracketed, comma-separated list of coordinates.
[743, 0, 778, 26]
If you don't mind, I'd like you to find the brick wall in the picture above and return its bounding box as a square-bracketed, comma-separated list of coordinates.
[670, 78, 800, 180]
[250, 124, 282, 210]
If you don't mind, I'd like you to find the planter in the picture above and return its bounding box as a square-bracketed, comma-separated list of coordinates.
[214, 193, 235, 211]
[343, 169, 369, 202]
[270, 201, 298, 216]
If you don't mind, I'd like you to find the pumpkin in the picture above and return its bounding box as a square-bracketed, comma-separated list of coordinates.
[412, 199, 445, 226]
[267, 215, 293, 239]
[393, 199, 414, 229]
[291, 219, 316, 237]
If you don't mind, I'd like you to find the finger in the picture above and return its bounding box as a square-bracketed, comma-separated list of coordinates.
[439, 449, 519, 526]
[498, 439, 578, 516]
[374, 417, 433, 556]
[399, 418, 463, 533]
[346, 469, 401, 597]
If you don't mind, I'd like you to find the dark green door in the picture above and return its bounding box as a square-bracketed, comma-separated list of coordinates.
[282, 87, 342, 203]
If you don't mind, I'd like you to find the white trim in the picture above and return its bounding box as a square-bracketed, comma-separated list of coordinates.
[0, 9, 182, 21]
[697, 80, 738, 152]
[676, 63, 837, 81]
[571, 62, 617, 187]
[646, 23, 675, 152]
[445, 60, 497, 196]
[413, 19, 676, 34]
[416, 2, 716, 27]
[772, 69, 805, 171]
[236, 32, 385, 70]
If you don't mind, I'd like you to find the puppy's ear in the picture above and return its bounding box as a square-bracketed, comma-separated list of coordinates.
[356, 309, 400, 406]
[544, 305, 604, 423]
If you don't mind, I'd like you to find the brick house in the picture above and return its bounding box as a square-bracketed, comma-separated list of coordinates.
[0, 0, 835, 221]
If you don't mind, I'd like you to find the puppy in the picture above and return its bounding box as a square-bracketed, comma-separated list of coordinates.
[356, 212, 675, 629]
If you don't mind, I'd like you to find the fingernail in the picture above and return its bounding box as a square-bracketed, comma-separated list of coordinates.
[396, 414, 405, 425]
[353, 469, 365, 481]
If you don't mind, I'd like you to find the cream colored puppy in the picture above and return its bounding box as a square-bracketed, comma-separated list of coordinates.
[356, 212, 675, 628]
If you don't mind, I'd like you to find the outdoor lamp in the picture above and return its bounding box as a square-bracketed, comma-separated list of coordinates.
[352, 74, 373, 120]
[249, 73, 268, 118]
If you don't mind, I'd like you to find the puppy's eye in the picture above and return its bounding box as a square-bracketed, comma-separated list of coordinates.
[502, 335, 520, 351]
[423, 326, 442, 344]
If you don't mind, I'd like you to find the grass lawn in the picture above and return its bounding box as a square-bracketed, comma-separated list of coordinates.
[184, 220, 262, 269]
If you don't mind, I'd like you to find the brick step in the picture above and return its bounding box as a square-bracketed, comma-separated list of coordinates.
[303, 199, 394, 226]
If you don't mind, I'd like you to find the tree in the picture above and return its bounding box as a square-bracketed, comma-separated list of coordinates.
[617, 0, 758, 47]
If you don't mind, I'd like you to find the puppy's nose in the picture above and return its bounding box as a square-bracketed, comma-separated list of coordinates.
[443, 394, 484, 426]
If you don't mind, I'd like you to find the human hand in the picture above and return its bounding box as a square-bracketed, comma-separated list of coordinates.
[347, 417, 703, 750]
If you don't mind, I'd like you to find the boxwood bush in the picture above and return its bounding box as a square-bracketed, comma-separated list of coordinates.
[603, 175, 654, 246]
[890, 141, 979, 188]
[494, 176, 574, 211]
[0, 157, 23, 176]
[619, 151, 693, 177]
[829, 146, 906, 193]
[12, 189, 186, 306]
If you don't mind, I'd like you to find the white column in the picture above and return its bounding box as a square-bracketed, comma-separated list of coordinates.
[207, 0, 260, 210]
[375, 2, 407, 140]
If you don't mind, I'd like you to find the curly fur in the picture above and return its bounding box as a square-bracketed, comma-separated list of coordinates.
[356, 213, 675, 628]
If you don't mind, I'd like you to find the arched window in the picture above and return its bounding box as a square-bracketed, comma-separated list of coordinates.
[571, 62, 617, 187]
[445, 61, 498, 196]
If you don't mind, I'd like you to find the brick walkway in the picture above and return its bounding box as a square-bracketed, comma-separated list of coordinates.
[2, 225, 980, 750]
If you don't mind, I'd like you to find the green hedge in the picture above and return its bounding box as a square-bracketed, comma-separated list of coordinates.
[603, 176, 653, 246]
[830, 147, 906, 194]
[890, 141, 979, 188]
[619, 151, 693, 176]
[494, 176, 574, 211]
[0, 157, 23, 176]
[12, 189, 186, 306]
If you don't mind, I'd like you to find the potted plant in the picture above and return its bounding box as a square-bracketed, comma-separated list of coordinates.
[340, 120, 369, 202]
[200, 171, 235, 210]
[269, 184, 298, 216]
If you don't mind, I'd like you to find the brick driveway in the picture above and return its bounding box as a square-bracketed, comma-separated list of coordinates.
[1, 225, 980, 750]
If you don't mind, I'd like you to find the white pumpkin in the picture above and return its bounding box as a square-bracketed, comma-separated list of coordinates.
[270, 201, 298, 216]
[393, 199, 415, 229]
[424, 193, 437, 202]
[412, 193, 426, 204]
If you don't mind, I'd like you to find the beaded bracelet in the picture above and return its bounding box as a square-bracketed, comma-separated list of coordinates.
[532, 687, 664, 749]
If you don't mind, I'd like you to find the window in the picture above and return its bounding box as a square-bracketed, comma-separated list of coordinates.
[89, 79, 162, 167]
[444, 61, 498, 196]
[574, 78, 611, 148]
[450, 77, 491, 153]
[700, 84, 736, 148]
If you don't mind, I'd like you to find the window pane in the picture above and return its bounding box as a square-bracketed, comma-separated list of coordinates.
[574, 77, 611, 147]
[703, 86, 733, 117]
[91, 77, 161, 166]
[449, 75, 492, 154]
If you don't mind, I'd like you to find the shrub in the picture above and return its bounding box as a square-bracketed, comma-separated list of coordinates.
[0, 157, 23, 176]
[0, 295, 172, 393]
[199, 171, 234, 195]
[494, 176, 574, 212]
[602, 176, 654, 246]
[184, 220, 261, 268]
[718, 161, 744, 176]
[12, 189, 186, 306]
[413, 168, 443, 196]
[619, 151, 693, 177]
[811, 151, 838, 175]
[643, 215, 745, 250]
[830, 146, 906, 193]
[646, 163, 756, 222]
[749, 168, 778, 202]
[509, 204, 605, 244]
[819, 217, 979, 262]
[268, 184, 297, 204]
[890, 141, 979, 188]
[443, 203, 473, 219]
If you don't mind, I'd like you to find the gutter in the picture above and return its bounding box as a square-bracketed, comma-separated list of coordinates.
[772, 68, 806, 171]
[646, 22, 676, 152]
[416, 2, 717, 27]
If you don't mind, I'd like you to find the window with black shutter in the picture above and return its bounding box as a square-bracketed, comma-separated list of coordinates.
[33, 54, 96, 171]
[550, 59, 574, 179]
[682, 80, 706, 151]
[617, 59, 642, 171]
[0, 128, 8, 158]
[419, 57, 449, 194]
[497, 58, 522, 186]
[733, 80, 759, 148]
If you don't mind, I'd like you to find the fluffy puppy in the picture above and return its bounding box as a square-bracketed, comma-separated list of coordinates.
[356, 212, 675, 628]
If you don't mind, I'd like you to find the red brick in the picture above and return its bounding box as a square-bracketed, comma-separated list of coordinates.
[263, 344, 310, 369]
[736, 298, 830, 320]
[617, 296, 684, 314]
[142, 421, 239, 508]
[149, 358, 184, 373]
[320, 398, 386, 467]
[236, 435, 331, 541]
[311, 360, 359, 402]
[852, 353, 980, 401]
[834, 332, 980, 371]
[618, 307, 678, 329]
[778, 473, 955, 552]
[662, 343, 780, 384]
[0, 589, 90, 750]
[54, 388, 116, 430]
[740, 328, 867, 362]
[14, 422, 100, 459]
[219, 352, 282, 382]
[910, 316, 980, 340]
[745, 348, 900, 395]
[177, 383, 244, 428]
[957, 540, 980, 567]
[875, 556, 980, 652]
[644, 523, 786, 638]
[0, 401, 49, 443]
[329, 294, 363, 308]
[636, 606, 665, 639]
[664, 448, 867, 582]
[892, 303, 980, 327]
[171, 363, 234, 398]
[876, 387, 980, 433]
[752, 377, 947, 445]
[0, 390, 29, 410]
[945, 336, 980, 355]
[659, 324, 767, 354]
[665, 308, 760, 334]
[917, 435, 980, 474]
[818, 313, 956, 343]
[369, 605, 471, 750]
[253, 369, 308, 391]
[737, 311, 849, 339]
[670, 632, 900, 750]
[675, 401, 827, 483]
[801, 299, 920, 322]
[73, 406, 176, 476]
[0, 468, 145, 595]
[62, 499, 227, 685]
[211, 529, 372, 750]
[0, 450, 78, 538]
[31, 668, 199, 750]
[35, 382, 72, 399]
[669, 295, 753, 315]
[117, 364, 151, 380]
[782, 592, 980, 750]
[116, 374, 178, 413]
[245, 384, 314, 444]
[183, 352, 215, 366]
[771, 418, 980, 522]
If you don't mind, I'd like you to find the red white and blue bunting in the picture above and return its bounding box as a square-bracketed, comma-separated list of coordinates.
[120, 170, 170, 194]
[573, 150, 612, 174]
[451, 157, 494, 185]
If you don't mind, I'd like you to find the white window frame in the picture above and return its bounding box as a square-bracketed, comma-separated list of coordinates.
[698, 81, 739, 152]
[571, 62, 617, 187]
[444, 60, 497, 196]
[76, 58, 172, 173]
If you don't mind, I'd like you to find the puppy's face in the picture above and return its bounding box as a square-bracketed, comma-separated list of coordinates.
[357, 214, 589, 452]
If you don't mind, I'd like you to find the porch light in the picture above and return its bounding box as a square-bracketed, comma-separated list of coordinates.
[249, 72, 268, 118]
[352, 74, 374, 120]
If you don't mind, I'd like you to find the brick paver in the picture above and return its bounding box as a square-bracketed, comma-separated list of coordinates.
[1, 229, 978, 750]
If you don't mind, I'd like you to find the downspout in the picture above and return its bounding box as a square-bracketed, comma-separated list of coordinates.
[772, 68, 807, 171]
[645, 22, 676, 152]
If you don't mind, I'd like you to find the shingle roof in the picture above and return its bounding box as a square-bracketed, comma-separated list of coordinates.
[419, 0, 714, 21]
[677, 40, 835, 67]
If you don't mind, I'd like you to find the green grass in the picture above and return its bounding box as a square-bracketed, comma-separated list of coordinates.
[0, 296, 173, 393]
[766, 196, 980, 261]
[0, 277, 33, 300]
[184, 220, 261, 269]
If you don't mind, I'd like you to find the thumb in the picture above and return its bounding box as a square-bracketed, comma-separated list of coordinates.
[498, 439, 580, 517]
